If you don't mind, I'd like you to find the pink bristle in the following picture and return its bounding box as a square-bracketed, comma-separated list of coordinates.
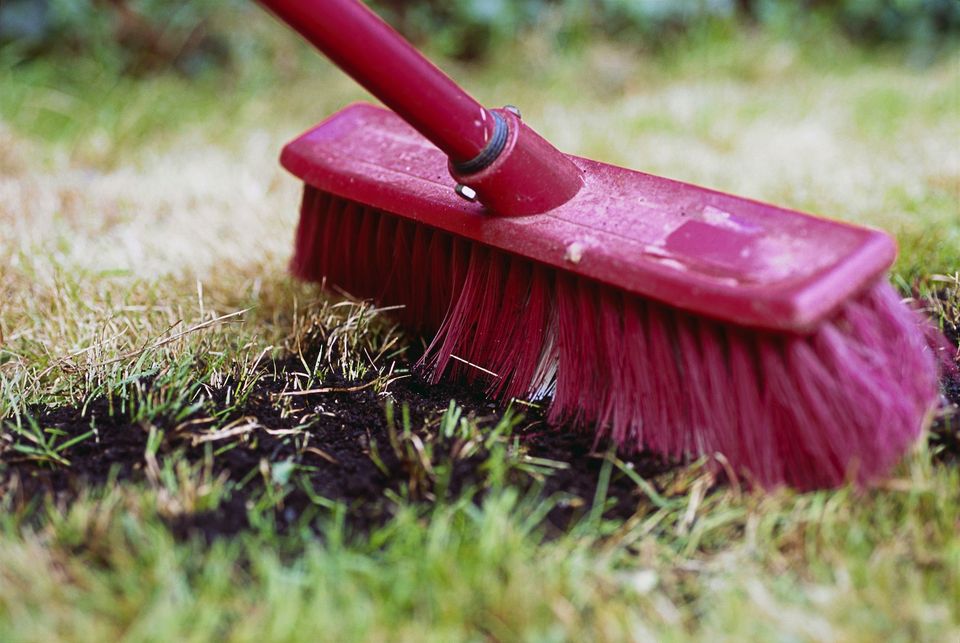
[616, 300, 654, 447]
[727, 332, 774, 484]
[552, 277, 594, 427]
[640, 302, 689, 457]
[291, 187, 945, 490]
[289, 188, 324, 282]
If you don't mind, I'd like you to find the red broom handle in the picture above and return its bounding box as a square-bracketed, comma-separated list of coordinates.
[256, 0, 496, 164]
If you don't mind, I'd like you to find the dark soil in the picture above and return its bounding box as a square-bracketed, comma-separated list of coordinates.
[3, 326, 958, 542]
[925, 287, 960, 464]
[0, 355, 675, 542]
[931, 365, 960, 465]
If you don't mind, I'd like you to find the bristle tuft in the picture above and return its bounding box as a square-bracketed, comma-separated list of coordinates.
[293, 187, 945, 489]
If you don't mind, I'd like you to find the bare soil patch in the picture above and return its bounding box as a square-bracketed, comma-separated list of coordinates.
[2, 297, 957, 540]
[0, 354, 675, 541]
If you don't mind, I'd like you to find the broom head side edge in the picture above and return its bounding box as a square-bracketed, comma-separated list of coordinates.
[280, 103, 896, 334]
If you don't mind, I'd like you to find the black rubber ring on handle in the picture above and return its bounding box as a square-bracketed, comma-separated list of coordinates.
[451, 112, 508, 174]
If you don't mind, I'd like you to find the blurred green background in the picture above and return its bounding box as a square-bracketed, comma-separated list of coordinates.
[2, 0, 958, 73]
[2, 0, 957, 278]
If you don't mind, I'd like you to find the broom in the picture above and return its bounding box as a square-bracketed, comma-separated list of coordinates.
[256, 0, 945, 490]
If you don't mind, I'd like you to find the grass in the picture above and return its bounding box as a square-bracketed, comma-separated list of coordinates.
[1, 21, 959, 642]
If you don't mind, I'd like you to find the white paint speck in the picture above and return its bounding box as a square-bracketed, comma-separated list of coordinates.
[702, 205, 733, 227]
[564, 242, 584, 264]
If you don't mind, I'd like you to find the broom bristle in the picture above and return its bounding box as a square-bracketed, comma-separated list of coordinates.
[292, 187, 945, 489]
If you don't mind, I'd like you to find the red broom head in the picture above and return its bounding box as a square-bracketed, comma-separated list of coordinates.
[292, 187, 948, 490]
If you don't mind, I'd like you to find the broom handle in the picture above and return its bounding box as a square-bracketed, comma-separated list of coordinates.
[256, 0, 497, 165]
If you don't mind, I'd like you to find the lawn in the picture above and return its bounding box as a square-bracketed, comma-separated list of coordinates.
[1, 17, 959, 642]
